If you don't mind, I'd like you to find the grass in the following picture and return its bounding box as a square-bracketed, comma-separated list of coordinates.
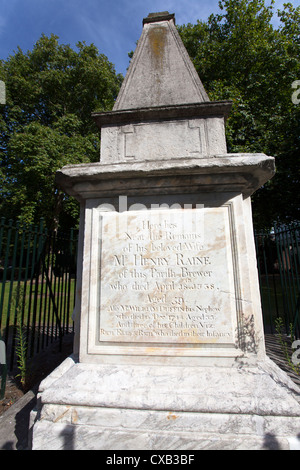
[0, 275, 75, 371]
[0, 277, 75, 336]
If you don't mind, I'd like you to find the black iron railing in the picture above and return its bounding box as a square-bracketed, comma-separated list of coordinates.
[0, 218, 77, 375]
[255, 222, 300, 338]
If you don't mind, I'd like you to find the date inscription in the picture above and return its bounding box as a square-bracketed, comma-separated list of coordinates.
[99, 209, 236, 344]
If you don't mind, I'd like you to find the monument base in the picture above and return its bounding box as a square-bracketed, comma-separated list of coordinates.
[31, 356, 300, 450]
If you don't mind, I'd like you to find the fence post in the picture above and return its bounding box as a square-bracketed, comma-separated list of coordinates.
[0, 219, 13, 341]
[0, 337, 7, 400]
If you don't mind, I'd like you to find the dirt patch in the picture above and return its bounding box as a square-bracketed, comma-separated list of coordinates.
[0, 380, 24, 416]
[0, 333, 74, 417]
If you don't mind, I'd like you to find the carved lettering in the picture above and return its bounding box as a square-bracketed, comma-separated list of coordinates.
[176, 253, 211, 265]
[99, 210, 236, 345]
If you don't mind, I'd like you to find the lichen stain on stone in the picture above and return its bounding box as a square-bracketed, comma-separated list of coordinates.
[167, 413, 178, 420]
[148, 26, 167, 70]
[72, 409, 78, 424]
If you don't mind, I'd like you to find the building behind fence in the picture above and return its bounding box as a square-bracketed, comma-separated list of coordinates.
[0, 217, 299, 374]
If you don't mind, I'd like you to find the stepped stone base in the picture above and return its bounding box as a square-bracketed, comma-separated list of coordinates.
[31, 356, 300, 450]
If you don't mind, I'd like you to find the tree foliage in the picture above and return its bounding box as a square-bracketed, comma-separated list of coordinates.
[0, 3, 299, 231]
[0, 34, 122, 229]
[178, 0, 300, 229]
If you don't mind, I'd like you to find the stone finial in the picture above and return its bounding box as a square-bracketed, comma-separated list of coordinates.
[113, 11, 209, 110]
[143, 12, 175, 25]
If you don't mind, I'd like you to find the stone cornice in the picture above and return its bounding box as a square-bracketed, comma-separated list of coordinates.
[92, 101, 232, 128]
[56, 153, 275, 201]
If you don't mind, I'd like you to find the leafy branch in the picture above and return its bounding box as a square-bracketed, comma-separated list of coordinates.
[12, 285, 28, 388]
[275, 317, 300, 376]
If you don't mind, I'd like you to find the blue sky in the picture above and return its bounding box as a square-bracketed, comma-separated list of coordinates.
[0, 0, 299, 76]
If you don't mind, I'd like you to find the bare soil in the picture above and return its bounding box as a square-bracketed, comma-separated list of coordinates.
[0, 333, 74, 416]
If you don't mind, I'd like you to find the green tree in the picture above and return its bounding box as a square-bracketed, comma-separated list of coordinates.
[0, 34, 122, 230]
[178, 0, 300, 229]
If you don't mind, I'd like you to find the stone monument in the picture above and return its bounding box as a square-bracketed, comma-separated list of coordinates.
[31, 12, 300, 450]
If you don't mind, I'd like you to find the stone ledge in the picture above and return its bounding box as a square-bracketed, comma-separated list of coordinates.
[37, 357, 300, 417]
[143, 12, 175, 25]
[92, 101, 232, 128]
[32, 419, 297, 450]
[55, 154, 275, 200]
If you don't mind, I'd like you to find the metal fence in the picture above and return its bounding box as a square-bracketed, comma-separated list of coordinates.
[0, 218, 77, 376]
[255, 222, 300, 338]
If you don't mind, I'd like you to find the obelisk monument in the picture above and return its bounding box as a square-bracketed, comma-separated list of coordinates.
[31, 12, 300, 450]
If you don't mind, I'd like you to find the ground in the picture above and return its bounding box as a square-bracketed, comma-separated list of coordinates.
[0, 333, 74, 417]
[0, 333, 299, 418]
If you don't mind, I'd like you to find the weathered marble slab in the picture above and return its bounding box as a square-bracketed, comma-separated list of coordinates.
[98, 208, 235, 345]
[31, 355, 300, 450]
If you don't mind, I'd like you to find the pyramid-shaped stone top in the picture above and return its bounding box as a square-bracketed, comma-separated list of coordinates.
[113, 12, 209, 110]
[92, 12, 232, 163]
[57, 12, 274, 199]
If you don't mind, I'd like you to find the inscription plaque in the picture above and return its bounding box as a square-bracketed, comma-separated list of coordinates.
[98, 208, 237, 346]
